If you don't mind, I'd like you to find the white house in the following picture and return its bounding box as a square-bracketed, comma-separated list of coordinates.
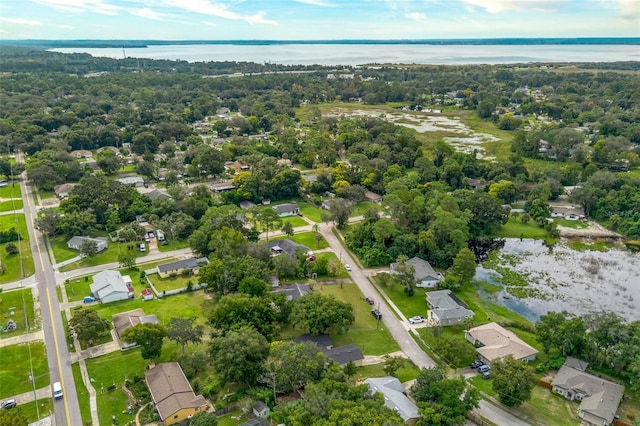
[426, 289, 474, 326]
[364, 377, 419, 424]
[90, 270, 133, 304]
[390, 257, 444, 288]
[67, 236, 108, 253]
[465, 322, 538, 366]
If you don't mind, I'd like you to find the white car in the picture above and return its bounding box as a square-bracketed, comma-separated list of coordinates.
[409, 316, 426, 324]
[345, 264, 351, 271]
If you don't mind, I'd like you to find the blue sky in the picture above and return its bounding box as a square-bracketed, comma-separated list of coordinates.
[0, 0, 638, 40]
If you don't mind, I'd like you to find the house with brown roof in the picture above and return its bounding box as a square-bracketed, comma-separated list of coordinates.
[465, 322, 538, 366]
[145, 362, 208, 426]
[551, 357, 624, 426]
[112, 308, 158, 349]
[70, 149, 93, 159]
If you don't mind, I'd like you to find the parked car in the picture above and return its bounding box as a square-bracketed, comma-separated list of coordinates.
[371, 308, 382, 319]
[470, 360, 483, 369]
[1, 399, 16, 409]
[478, 365, 490, 373]
[83, 296, 96, 303]
[139, 243, 146, 252]
[409, 316, 426, 324]
[345, 264, 351, 272]
[365, 297, 375, 305]
[144, 235, 150, 242]
[482, 371, 491, 379]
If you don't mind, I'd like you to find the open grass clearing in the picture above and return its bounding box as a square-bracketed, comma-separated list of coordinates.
[0, 342, 49, 399]
[0, 199, 23, 212]
[0, 184, 22, 199]
[515, 385, 580, 426]
[71, 362, 92, 426]
[273, 230, 328, 250]
[351, 201, 381, 217]
[373, 276, 428, 320]
[0, 214, 35, 283]
[555, 219, 589, 229]
[321, 283, 399, 356]
[352, 360, 421, 384]
[566, 240, 613, 252]
[0, 288, 36, 338]
[296, 200, 324, 223]
[58, 239, 148, 272]
[280, 215, 307, 228]
[14, 398, 53, 424]
[492, 216, 549, 239]
[147, 272, 196, 293]
[156, 238, 191, 252]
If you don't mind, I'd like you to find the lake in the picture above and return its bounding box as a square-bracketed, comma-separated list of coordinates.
[50, 43, 640, 66]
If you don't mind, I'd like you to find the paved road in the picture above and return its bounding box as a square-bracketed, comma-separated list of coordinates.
[19, 151, 82, 426]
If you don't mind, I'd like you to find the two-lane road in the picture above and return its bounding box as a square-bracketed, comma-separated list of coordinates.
[18, 151, 82, 426]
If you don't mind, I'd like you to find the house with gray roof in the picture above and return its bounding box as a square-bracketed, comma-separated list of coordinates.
[390, 257, 443, 288]
[117, 176, 145, 187]
[112, 308, 159, 349]
[551, 358, 624, 426]
[90, 270, 133, 304]
[157, 257, 209, 278]
[293, 333, 364, 366]
[272, 283, 311, 301]
[426, 289, 474, 326]
[266, 239, 311, 256]
[67, 236, 108, 253]
[272, 202, 300, 217]
[364, 376, 419, 424]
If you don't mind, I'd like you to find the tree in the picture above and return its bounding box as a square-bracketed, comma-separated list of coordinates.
[120, 323, 167, 363]
[327, 198, 354, 228]
[5, 242, 18, 255]
[491, 356, 535, 407]
[209, 293, 285, 341]
[382, 355, 405, 377]
[281, 220, 294, 237]
[0, 410, 28, 426]
[290, 292, 355, 335]
[238, 276, 270, 297]
[451, 248, 476, 286]
[79, 238, 98, 258]
[118, 251, 136, 268]
[393, 255, 417, 296]
[343, 361, 357, 379]
[34, 208, 61, 235]
[210, 326, 270, 385]
[536, 311, 587, 357]
[95, 149, 121, 174]
[167, 317, 204, 357]
[189, 412, 218, 426]
[69, 309, 110, 347]
[252, 206, 282, 241]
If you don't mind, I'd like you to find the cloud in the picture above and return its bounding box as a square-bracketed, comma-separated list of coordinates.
[460, 0, 563, 13]
[203, 21, 217, 27]
[130, 7, 164, 20]
[160, 0, 277, 24]
[30, 0, 120, 16]
[614, 0, 640, 19]
[405, 11, 427, 20]
[0, 17, 42, 25]
[292, 0, 336, 6]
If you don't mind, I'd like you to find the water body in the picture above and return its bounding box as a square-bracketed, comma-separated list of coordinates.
[50, 43, 640, 66]
[475, 239, 640, 323]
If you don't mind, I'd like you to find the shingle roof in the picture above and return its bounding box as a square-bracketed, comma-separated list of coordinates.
[272, 283, 311, 300]
[112, 309, 158, 345]
[552, 360, 624, 424]
[145, 363, 207, 422]
[272, 202, 299, 214]
[293, 333, 364, 365]
[267, 239, 310, 256]
[90, 270, 129, 299]
[466, 322, 538, 362]
[391, 257, 442, 282]
[426, 289, 474, 321]
[157, 257, 208, 274]
[364, 377, 419, 422]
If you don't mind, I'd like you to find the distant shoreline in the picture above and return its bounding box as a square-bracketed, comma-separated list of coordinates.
[2, 37, 640, 49]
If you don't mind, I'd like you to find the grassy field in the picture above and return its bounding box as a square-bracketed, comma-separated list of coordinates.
[566, 240, 613, 252]
[0, 342, 49, 399]
[58, 240, 148, 272]
[71, 363, 92, 426]
[374, 276, 428, 320]
[492, 216, 549, 239]
[49, 235, 79, 263]
[36, 189, 54, 200]
[157, 238, 191, 252]
[281, 215, 307, 228]
[0, 288, 36, 337]
[555, 219, 589, 229]
[0, 184, 22, 199]
[296, 200, 325, 223]
[352, 201, 381, 217]
[0, 199, 23, 212]
[322, 283, 400, 356]
[352, 360, 421, 383]
[14, 398, 54, 424]
[273, 231, 329, 250]
[0, 214, 35, 283]
[147, 273, 195, 293]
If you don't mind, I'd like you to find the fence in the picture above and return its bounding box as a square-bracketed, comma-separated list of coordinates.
[144, 274, 207, 298]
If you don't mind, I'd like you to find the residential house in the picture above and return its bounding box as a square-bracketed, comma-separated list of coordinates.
[390, 257, 443, 288]
[293, 333, 365, 366]
[252, 401, 269, 418]
[266, 239, 311, 256]
[364, 190, 383, 203]
[90, 270, 133, 304]
[272, 283, 311, 301]
[117, 176, 145, 187]
[208, 182, 237, 193]
[426, 289, 474, 326]
[67, 236, 108, 253]
[224, 160, 250, 173]
[143, 189, 172, 201]
[465, 322, 538, 366]
[157, 257, 209, 279]
[53, 183, 77, 199]
[364, 377, 419, 425]
[239, 200, 256, 210]
[112, 308, 159, 349]
[552, 357, 624, 426]
[97, 146, 120, 155]
[145, 362, 208, 426]
[70, 149, 93, 159]
[272, 202, 300, 217]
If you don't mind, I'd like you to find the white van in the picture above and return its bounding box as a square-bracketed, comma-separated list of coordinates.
[139, 243, 146, 252]
[52, 381, 63, 400]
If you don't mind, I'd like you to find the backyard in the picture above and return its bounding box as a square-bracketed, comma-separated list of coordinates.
[147, 272, 196, 293]
[0, 288, 36, 338]
[272, 231, 329, 250]
[57, 238, 149, 271]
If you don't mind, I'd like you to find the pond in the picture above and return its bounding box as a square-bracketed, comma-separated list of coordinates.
[474, 238, 640, 323]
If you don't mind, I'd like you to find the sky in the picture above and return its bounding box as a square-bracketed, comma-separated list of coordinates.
[0, 0, 639, 40]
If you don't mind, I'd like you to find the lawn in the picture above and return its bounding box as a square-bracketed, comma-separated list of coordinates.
[147, 273, 195, 293]
[0, 342, 49, 399]
[0, 214, 35, 283]
[322, 283, 400, 356]
[72, 362, 93, 426]
[492, 217, 549, 239]
[157, 238, 191, 252]
[59, 240, 148, 272]
[0, 184, 22, 199]
[14, 398, 53, 424]
[36, 188, 54, 200]
[49, 235, 80, 264]
[296, 200, 325, 223]
[0, 199, 23, 212]
[555, 219, 589, 229]
[351, 201, 381, 217]
[281, 215, 307, 228]
[352, 361, 421, 383]
[273, 231, 329, 250]
[0, 288, 36, 338]
[458, 282, 535, 330]
[374, 276, 429, 320]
